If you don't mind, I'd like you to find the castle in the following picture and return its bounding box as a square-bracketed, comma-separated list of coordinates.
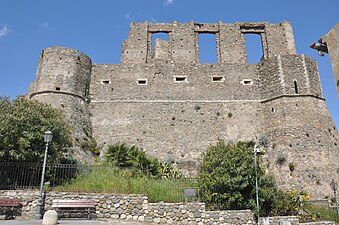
[27, 21, 339, 199]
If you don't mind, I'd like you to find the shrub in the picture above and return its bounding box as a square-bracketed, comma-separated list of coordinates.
[198, 141, 276, 215]
[105, 143, 182, 179]
[270, 190, 310, 216]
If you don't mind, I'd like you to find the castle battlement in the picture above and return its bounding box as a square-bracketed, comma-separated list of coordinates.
[27, 21, 339, 199]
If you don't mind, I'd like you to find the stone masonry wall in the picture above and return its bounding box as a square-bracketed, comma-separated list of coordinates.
[0, 190, 334, 225]
[89, 101, 261, 176]
[261, 96, 339, 199]
[27, 21, 339, 198]
[323, 23, 339, 100]
[121, 21, 295, 64]
[0, 190, 255, 225]
[89, 62, 262, 176]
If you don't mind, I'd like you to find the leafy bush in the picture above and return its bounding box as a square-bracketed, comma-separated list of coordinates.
[106, 143, 182, 179]
[198, 140, 315, 217]
[270, 190, 310, 216]
[0, 97, 72, 162]
[198, 141, 277, 215]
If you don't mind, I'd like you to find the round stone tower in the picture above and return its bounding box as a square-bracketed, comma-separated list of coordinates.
[28, 46, 93, 162]
[259, 54, 339, 198]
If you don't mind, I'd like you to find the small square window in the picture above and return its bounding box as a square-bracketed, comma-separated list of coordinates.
[174, 76, 188, 83]
[137, 79, 148, 85]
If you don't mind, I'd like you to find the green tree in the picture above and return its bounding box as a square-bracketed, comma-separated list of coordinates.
[198, 140, 276, 215]
[0, 97, 72, 162]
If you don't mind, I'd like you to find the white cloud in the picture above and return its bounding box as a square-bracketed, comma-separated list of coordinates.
[164, 0, 174, 6]
[125, 13, 131, 20]
[0, 25, 11, 38]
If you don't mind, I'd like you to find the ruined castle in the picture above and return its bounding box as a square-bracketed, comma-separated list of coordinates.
[27, 21, 339, 199]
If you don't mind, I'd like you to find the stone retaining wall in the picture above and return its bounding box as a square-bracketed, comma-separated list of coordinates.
[0, 190, 335, 225]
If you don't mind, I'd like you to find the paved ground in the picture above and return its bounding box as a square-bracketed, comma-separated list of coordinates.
[0, 219, 148, 225]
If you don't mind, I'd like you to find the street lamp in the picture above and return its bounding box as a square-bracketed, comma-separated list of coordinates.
[330, 179, 339, 220]
[35, 130, 53, 220]
[254, 144, 260, 225]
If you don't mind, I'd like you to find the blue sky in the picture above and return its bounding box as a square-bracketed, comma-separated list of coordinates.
[0, 0, 338, 126]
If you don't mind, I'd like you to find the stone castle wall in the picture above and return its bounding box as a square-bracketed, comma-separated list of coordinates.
[323, 23, 339, 99]
[27, 21, 339, 198]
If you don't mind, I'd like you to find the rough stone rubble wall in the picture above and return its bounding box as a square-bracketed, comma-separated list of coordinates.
[0, 190, 254, 225]
[0, 190, 334, 225]
[121, 21, 296, 64]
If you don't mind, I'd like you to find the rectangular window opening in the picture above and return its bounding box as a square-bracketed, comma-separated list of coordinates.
[241, 79, 253, 85]
[294, 80, 299, 94]
[243, 33, 263, 64]
[174, 76, 187, 83]
[137, 79, 148, 85]
[212, 76, 225, 82]
[151, 32, 169, 49]
[101, 80, 110, 84]
[198, 33, 217, 64]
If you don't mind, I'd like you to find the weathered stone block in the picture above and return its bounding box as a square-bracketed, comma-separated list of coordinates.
[42, 210, 58, 225]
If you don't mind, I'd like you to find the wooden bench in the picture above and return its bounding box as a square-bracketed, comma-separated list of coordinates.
[0, 198, 21, 220]
[52, 199, 96, 219]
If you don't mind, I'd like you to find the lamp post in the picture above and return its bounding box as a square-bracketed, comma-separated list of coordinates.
[254, 144, 260, 225]
[330, 179, 339, 220]
[35, 130, 53, 220]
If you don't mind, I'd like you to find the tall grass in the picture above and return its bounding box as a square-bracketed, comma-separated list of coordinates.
[302, 203, 339, 224]
[53, 167, 198, 203]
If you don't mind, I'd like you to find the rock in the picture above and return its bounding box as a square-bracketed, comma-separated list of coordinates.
[42, 210, 58, 225]
[145, 216, 153, 222]
[111, 214, 119, 219]
[116, 208, 123, 215]
[138, 215, 145, 222]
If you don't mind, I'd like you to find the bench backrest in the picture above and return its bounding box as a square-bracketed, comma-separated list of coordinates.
[0, 198, 21, 207]
[52, 199, 96, 208]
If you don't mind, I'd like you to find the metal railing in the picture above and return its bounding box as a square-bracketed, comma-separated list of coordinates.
[0, 162, 200, 203]
[0, 162, 88, 189]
